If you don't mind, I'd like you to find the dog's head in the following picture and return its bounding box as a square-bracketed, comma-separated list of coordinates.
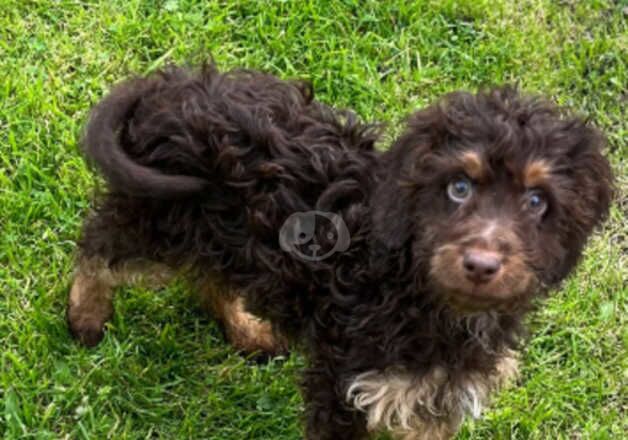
[374, 87, 612, 312]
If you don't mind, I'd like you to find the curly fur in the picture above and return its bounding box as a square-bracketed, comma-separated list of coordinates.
[346, 350, 519, 438]
[68, 63, 612, 439]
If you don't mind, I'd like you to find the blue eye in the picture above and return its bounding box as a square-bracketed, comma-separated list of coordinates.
[530, 194, 541, 207]
[447, 176, 472, 203]
[526, 191, 548, 215]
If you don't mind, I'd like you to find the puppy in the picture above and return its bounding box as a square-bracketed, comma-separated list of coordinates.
[68, 64, 612, 439]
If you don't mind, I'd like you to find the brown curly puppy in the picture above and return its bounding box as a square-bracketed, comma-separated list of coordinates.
[67, 64, 612, 439]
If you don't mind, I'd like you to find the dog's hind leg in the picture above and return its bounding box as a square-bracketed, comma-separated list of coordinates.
[198, 278, 288, 356]
[67, 257, 172, 347]
[67, 257, 117, 347]
[67, 205, 174, 347]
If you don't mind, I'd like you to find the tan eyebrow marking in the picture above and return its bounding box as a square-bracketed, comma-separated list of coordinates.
[459, 150, 484, 181]
[523, 160, 552, 187]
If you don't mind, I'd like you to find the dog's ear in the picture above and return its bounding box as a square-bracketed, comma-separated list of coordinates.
[372, 137, 428, 249]
[559, 120, 613, 239]
[372, 148, 413, 249]
[541, 117, 614, 281]
[374, 97, 455, 250]
[373, 106, 448, 249]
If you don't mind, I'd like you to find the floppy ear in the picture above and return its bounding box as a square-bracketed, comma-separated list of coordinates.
[371, 143, 416, 248]
[372, 107, 445, 249]
[546, 118, 613, 280]
[561, 120, 613, 237]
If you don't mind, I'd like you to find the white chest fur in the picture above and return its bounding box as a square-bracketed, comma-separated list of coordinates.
[346, 353, 518, 439]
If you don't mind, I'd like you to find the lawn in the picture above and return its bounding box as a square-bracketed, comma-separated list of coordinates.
[0, 1, 625, 439]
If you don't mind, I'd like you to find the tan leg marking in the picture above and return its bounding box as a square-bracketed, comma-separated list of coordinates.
[493, 350, 520, 388]
[67, 258, 172, 347]
[199, 279, 287, 355]
[220, 296, 287, 355]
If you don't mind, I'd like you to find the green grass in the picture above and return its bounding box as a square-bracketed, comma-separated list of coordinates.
[0, 0, 626, 438]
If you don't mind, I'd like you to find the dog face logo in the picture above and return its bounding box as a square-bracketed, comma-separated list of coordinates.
[279, 211, 350, 261]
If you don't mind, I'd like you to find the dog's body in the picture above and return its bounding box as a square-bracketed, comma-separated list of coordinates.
[68, 65, 612, 439]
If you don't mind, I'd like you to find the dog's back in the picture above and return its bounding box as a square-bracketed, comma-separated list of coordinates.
[71, 64, 381, 346]
[84, 64, 378, 200]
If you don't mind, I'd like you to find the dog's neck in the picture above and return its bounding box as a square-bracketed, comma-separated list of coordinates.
[340, 240, 529, 376]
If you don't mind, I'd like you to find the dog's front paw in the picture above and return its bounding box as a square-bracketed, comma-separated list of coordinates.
[225, 317, 289, 358]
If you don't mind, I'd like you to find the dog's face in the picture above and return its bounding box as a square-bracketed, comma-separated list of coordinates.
[424, 152, 562, 311]
[375, 87, 612, 312]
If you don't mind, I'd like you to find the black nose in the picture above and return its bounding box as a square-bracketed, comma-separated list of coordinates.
[463, 249, 502, 283]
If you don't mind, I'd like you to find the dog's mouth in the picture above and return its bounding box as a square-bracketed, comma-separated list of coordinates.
[439, 285, 532, 314]
[428, 243, 538, 312]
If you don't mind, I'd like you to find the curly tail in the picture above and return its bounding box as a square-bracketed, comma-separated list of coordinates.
[83, 78, 209, 199]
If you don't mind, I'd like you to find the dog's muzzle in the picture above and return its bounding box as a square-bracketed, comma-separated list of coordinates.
[428, 220, 537, 311]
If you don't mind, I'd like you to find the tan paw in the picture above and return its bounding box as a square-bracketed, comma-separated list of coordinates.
[67, 271, 114, 347]
[67, 311, 108, 347]
[224, 309, 289, 356]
